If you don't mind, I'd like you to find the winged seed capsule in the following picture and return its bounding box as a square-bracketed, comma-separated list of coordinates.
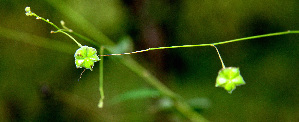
[216, 67, 245, 93]
[74, 46, 100, 71]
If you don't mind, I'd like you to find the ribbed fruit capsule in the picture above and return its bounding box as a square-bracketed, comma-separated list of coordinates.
[216, 67, 245, 93]
[74, 46, 100, 71]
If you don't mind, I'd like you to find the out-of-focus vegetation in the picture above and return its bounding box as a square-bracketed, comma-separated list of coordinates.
[0, 0, 298, 121]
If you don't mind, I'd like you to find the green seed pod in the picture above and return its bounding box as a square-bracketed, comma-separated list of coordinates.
[216, 67, 245, 94]
[74, 46, 100, 71]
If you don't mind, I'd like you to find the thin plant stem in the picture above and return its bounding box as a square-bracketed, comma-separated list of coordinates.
[212, 30, 299, 45]
[71, 31, 98, 46]
[54, 30, 82, 47]
[26, 7, 82, 47]
[29, 12, 60, 30]
[211, 45, 225, 68]
[44, 0, 115, 45]
[99, 30, 299, 56]
[98, 46, 105, 108]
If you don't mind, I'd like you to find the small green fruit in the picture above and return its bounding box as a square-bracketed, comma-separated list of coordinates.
[216, 67, 245, 93]
[74, 46, 100, 71]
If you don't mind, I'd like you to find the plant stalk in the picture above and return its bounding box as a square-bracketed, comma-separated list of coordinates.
[98, 46, 105, 108]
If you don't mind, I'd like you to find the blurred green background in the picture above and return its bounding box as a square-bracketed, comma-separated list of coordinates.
[0, 0, 298, 121]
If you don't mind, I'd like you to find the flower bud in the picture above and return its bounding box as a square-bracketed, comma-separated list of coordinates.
[25, 7, 31, 12]
[25, 7, 33, 16]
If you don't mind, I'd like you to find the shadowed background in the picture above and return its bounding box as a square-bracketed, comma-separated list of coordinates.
[0, 0, 298, 121]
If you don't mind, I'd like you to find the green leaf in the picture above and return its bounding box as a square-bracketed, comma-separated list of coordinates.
[105, 36, 134, 55]
[74, 46, 100, 71]
[110, 88, 161, 104]
[187, 98, 211, 109]
[216, 67, 245, 93]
